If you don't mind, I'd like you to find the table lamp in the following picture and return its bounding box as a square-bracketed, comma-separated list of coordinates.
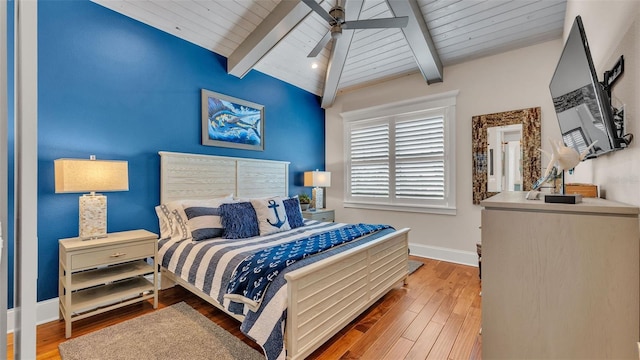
[55, 155, 129, 239]
[304, 170, 331, 210]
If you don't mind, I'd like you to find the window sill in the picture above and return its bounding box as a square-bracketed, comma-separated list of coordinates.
[343, 201, 456, 215]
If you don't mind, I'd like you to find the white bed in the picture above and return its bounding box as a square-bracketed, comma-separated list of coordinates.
[157, 151, 410, 360]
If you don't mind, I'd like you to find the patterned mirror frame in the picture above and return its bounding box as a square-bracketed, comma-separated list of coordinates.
[472, 107, 541, 205]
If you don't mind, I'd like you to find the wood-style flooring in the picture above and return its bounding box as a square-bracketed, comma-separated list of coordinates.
[9, 256, 482, 360]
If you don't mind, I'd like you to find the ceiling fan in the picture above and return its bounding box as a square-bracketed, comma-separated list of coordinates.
[301, 0, 409, 57]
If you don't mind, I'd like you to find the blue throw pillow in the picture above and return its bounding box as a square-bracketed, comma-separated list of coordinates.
[219, 202, 260, 239]
[283, 197, 305, 229]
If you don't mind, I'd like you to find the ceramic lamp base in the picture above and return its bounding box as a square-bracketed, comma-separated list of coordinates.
[312, 187, 324, 209]
[79, 194, 108, 239]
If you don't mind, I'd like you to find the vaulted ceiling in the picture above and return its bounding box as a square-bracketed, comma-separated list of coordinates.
[92, 0, 567, 108]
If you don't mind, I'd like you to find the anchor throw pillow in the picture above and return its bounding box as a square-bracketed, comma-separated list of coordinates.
[251, 196, 291, 236]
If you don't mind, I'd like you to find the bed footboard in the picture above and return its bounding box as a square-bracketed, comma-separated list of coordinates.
[284, 227, 410, 360]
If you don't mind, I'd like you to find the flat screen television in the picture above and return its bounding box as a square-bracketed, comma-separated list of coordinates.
[549, 15, 630, 159]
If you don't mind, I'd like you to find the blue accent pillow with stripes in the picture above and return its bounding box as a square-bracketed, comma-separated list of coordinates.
[182, 198, 233, 241]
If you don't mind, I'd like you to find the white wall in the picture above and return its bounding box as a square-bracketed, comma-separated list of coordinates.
[325, 39, 563, 264]
[563, 1, 640, 205]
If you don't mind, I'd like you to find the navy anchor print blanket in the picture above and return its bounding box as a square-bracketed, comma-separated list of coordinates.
[224, 223, 393, 310]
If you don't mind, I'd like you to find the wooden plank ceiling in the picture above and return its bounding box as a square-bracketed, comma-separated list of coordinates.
[92, 0, 566, 107]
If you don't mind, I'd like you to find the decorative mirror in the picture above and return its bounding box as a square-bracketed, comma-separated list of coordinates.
[472, 107, 541, 205]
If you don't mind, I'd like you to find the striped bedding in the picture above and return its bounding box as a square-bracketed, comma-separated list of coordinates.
[158, 220, 397, 360]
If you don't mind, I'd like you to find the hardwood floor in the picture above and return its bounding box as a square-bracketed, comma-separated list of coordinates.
[9, 256, 482, 360]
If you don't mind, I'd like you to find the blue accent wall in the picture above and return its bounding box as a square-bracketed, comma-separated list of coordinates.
[25, 0, 326, 303]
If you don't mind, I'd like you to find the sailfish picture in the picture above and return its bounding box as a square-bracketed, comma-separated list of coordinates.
[205, 93, 262, 148]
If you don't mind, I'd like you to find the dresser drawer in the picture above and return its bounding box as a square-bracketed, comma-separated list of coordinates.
[71, 242, 155, 270]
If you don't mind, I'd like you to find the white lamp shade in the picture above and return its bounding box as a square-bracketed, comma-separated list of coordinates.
[55, 158, 129, 193]
[304, 171, 331, 188]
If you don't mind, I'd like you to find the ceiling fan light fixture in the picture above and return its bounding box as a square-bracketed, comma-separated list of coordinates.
[331, 24, 342, 39]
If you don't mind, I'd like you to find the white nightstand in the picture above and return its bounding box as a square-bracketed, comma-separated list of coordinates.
[59, 229, 158, 338]
[302, 208, 335, 222]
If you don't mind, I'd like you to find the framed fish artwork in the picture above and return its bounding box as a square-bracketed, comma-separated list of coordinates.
[201, 89, 264, 151]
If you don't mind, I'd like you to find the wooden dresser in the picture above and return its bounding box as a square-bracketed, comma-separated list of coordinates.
[481, 192, 639, 359]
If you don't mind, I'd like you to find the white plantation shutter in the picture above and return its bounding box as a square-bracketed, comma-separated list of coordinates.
[350, 123, 389, 197]
[343, 91, 457, 214]
[395, 117, 445, 199]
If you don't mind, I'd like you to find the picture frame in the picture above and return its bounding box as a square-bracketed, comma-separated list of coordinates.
[201, 89, 264, 151]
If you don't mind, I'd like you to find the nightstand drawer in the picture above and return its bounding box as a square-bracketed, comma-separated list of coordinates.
[71, 242, 154, 270]
[314, 213, 334, 222]
[302, 209, 335, 222]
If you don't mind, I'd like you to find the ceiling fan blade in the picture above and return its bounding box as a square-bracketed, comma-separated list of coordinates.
[300, 0, 335, 23]
[308, 31, 332, 58]
[343, 16, 409, 29]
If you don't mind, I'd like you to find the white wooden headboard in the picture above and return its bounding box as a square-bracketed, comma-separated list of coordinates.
[159, 151, 290, 203]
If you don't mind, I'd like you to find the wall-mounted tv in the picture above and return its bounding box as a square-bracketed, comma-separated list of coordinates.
[549, 15, 631, 159]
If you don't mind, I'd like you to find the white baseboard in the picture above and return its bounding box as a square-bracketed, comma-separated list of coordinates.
[409, 242, 479, 267]
[7, 249, 475, 333]
[7, 297, 59, 334]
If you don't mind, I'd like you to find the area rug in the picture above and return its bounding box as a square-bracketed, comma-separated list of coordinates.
[58, 302, 264, 360]
[408, 259, 424, 274]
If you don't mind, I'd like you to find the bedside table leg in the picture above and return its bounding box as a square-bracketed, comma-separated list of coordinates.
[58, 263, 62, 320]
[153, 268, 158, 309]
[64, 261, 72, 338]
[153, 253, 158, 309]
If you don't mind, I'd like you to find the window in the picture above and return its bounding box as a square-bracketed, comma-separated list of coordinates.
[342, 91, 457, 214]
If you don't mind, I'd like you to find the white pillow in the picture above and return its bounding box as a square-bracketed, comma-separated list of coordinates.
[155, 200, 190, 240]
[250, 196, 291, 236]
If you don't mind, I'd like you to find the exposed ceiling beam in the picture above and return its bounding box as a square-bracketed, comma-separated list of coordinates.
[387, 0, 443, 84]
[227, 0, 312, 79]
[321, 0, 364, 108]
